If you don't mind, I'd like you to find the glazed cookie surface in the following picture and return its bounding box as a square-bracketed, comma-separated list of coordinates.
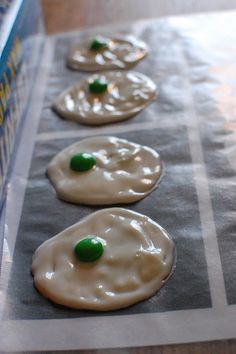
[32, 208, 175, 311]
[67, 36, 148, 72]
[53, 71, 157, 125]
[47, 136, 162, 205]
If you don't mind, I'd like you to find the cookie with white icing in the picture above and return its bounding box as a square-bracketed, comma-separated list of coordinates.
[53, 71, 157, 125]
[47, 136, 162, 205]
[32, 208, 175, 311]
[67, 36, 148, 72]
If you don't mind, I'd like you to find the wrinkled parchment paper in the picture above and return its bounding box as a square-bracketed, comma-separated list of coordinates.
[1, 11, 236, 352]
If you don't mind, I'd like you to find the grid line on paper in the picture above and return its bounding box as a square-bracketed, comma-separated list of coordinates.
[36, 120, 176, 142]
[177, 33, 228, 310]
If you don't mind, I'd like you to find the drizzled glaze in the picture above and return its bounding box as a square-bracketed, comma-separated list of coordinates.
[47, 136, 162, 205]
[67, 36, 148, 72]
[53, 71, 157, 125]
[32, 208, 175, 311]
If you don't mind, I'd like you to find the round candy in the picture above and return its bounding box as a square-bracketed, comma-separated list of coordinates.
[89, 78, 108, 94]
[70, 153, 96, 172]
[74, 237, 104, 262]
[90, 37, 108, 51]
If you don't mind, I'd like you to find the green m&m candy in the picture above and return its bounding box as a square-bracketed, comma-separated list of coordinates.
[70, 153, 96, 172]
[74, 237, 104, 262]
[89, 78, 108, 94]
[90, 37, 108, 51]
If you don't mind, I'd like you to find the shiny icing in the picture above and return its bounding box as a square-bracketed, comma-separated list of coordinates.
[47, 136, 162, 205]
[53, 71, 157, 125]
[32, 208, 175, 311]
[67, 36, 148, 72]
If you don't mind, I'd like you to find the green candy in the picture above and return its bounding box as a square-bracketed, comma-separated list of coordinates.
[89, 79, 108, 94]
[70, 153, 96, 172]
[90, 37, 108, 51]
[74, 237, 104, 262]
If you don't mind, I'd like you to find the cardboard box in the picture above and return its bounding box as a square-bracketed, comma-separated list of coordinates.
[0, 0, 44, 212]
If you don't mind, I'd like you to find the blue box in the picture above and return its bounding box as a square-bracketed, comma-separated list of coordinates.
[0, 0, 44, 212]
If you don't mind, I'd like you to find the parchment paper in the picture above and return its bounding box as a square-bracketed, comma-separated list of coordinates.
[1, 11, 236, 352]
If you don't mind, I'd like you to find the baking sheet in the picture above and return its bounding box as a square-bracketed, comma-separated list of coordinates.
[1, 11, 236, 352]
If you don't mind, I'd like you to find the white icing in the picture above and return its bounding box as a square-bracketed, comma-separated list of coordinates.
[53, 71, 157, 125]
[67, 36, 148, 72]
[32, 208, 175, 311]
[47, 136, 162, 205]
